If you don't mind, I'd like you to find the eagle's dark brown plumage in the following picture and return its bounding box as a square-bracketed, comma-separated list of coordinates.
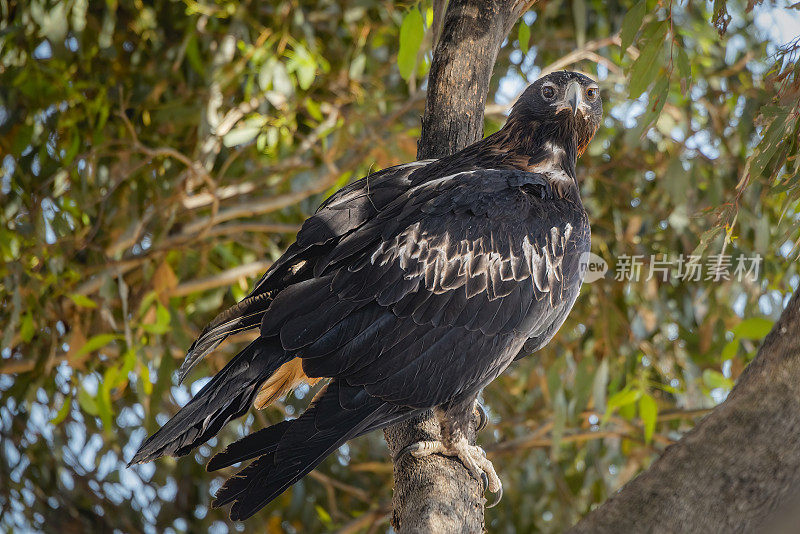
[130, 71, 603, 520]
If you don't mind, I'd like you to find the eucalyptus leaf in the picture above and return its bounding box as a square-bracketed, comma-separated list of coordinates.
[223, 126, 262, 147]
[639, 394, 657, 443]
[519, 21, 531, 55]
[398, 8, 424, 81]
[628, 21, 668, 98]
[732, 317, 774, 340]
[620, 0, 646, 52]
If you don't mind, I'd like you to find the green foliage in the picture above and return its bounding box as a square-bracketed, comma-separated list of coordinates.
[639, 394, 658, 443]
[628, 20, 669, 98]
[732, 317, 774, 339]
[519, 20, 532, 55]
[620, 0, 646, 52]
[398, 6, 425, 81]
[1, 0, 799, 532]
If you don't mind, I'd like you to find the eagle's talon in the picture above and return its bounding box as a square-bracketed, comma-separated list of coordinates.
[486, 482, 503, 508]
[395, 440, 438, 461]
[474, 403, 488, 432]
[395, 437, 503, 507]
[395, 442, 416, 461]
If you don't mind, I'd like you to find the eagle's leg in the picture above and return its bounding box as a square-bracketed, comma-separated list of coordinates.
[396, 399, 502, 506]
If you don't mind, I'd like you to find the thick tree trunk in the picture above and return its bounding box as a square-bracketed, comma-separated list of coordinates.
[570, 287, 800, 533]
[383, 1, 533, 532]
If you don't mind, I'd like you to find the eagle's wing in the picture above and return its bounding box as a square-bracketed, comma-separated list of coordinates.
[175, 160, 433, 383]
[135, 162, 435, 464]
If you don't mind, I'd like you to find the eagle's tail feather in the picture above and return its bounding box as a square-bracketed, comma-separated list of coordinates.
[207, 405, 418, 474]
[212, 381, 393, 520]
[177, 292, 273, 385]
[129, 338, 288, 465]
[206, 420, 292, 472]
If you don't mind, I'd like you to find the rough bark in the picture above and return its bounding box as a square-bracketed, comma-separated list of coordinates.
[416, 0, 531, 161]
[570, 287, 800, 534]
[383, 1, 534, 532]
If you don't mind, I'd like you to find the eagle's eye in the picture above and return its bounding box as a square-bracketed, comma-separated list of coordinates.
[586, 87, 598, 101]
[541, 84, 556, 100]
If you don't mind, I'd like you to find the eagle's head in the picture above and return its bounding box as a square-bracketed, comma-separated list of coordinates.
[511, 71, 603, 156]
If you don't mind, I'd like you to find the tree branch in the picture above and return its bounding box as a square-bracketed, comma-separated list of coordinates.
[569, 287, 800, 533]
[384, 1, 534, 532]
[164, 260, 272, 297]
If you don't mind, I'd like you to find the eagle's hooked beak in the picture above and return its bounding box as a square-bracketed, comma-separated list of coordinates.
[565, 81, 582, 116]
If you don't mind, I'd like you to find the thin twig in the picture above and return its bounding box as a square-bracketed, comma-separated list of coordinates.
[333, 505, 392, 534]
[165, 260, 272, 297]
